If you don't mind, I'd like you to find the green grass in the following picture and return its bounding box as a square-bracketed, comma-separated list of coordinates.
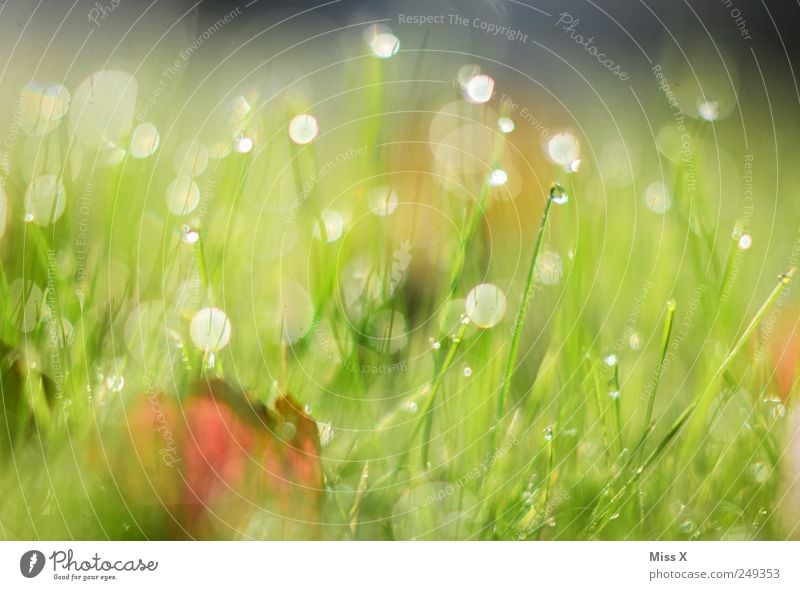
[0, 43, 798, 541]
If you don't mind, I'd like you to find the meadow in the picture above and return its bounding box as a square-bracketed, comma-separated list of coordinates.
[0, 1, 799, 541]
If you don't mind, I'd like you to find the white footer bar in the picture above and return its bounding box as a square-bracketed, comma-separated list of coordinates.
[1, 541, 797, 589]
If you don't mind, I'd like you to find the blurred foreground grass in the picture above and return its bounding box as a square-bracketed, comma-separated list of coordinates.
[0, 18, 799, 541]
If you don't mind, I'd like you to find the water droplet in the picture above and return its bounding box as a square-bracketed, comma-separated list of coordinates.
[129, 122, 160, 158]
[609, 512, 620, 521]
[488, 168, 508, 187]
[543, 426, 553, 441]
[763, 397, 786, 419]
[463, 367, 472, 377]
[567, 158, 581, 173]
[368, 185, 398, 217]
[604, 354, 618, 367]
[369, 32, 400, 58]
[189, 307, 232, 352]
[105, 374, 124, 392]
[234, 135, 254, 153]
[644, 182, 671, 214]
[166, 176, 200, 216]
[549, 182, 568, 205]
[288, 114, 318, 144]
[24, 212, 34, 222]
[465, 283, 507, 329]
[547, 132, 580, 166]
[430, 338, 441, 350]
[738, 233, 752, 250]
[465, 74, 494, 103]
[679, 519, 696, 534]
[608, 390, 620, 400]
[404, 400, 418, 413]
[181, 226, 200, 244]
[697, 97, 720, 121]
[497, 117, 515, 133]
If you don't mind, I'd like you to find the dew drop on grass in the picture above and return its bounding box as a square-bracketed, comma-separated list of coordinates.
[311, 210, 344, 242]
[25, 175, 67, 226]
[368, 185, 398, 217]
[738, 233, 752, 250]
[234, 135, 254, 153]
[697, 97, 720, 121]
[181, 228, 200, 244]
[465, 74, 494, 104]
[288, 114, 318, 144]
[497, 117, 515, 133]
[438, 299, 476, 340]
[549, 182, 568, 205]
[166, 176, 200, 215]
[463, 367, 472, 377]
[604, 354, 618, 367]
[369, 32, 400, 58]
[543, 426, 553, 441]
[404, 400, 418, 413]
[679, 520, 696, 534]
[129, 123, 160, 158]
[429, 337, 441, 350]
[173, 140, 208, 177]
[105, 374, 125, 392]
[644, 182, 671, 214]
[547, 132, 580, 166]
[488, 168, 508, 187]
[190, 307, 232, 352]
[763, 396, 786, 420]
[608, 390, 620, 400]
[465, 283, 507, 329]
